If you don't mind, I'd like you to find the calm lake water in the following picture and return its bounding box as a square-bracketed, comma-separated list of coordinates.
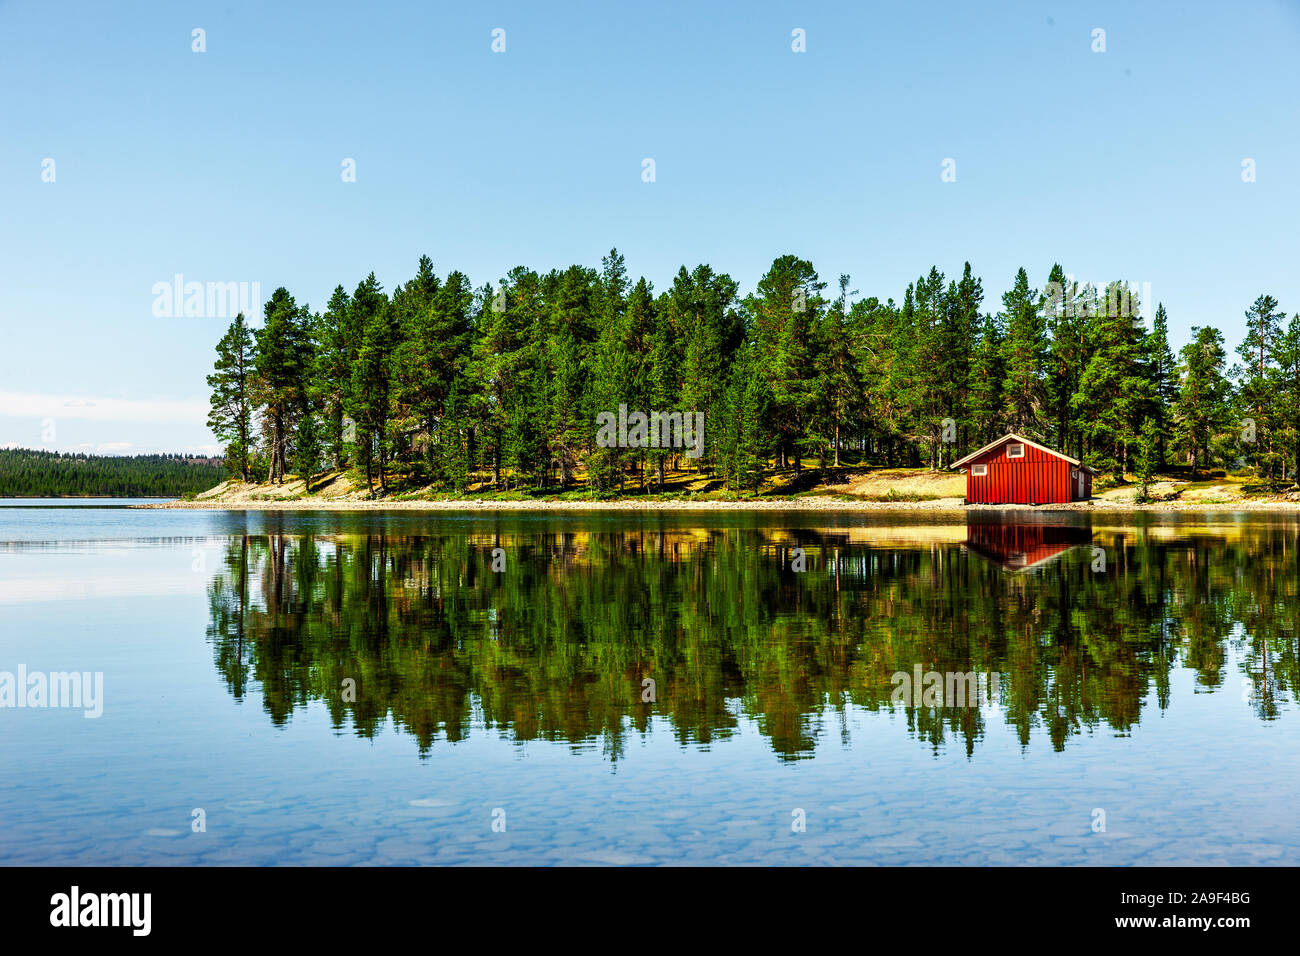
[1, 501, 1298, 865]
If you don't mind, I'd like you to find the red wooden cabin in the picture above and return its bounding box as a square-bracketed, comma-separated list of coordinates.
[951, 433, 1094, 505]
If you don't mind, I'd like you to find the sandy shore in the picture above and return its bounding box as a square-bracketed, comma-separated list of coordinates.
[136, 495, 1300, 514]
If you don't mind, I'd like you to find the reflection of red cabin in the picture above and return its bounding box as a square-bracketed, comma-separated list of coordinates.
[951, 433, 1094, 505]
[963, 518, 1092, 572]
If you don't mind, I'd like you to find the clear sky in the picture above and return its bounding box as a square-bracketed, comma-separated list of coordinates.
[2, 0, 1298, 454]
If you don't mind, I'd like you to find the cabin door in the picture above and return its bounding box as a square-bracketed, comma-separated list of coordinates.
[1076, 470, 1085, 499]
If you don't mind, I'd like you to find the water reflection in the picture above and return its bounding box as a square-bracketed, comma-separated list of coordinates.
[963, 514, 1092, 572]
[205, 516, 1300, 761]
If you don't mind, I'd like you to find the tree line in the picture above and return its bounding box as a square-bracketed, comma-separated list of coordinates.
[0, 449, 224, 497]
[207, 249, 1300, 495]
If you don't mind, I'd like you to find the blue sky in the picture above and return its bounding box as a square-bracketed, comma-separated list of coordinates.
[2, 0, 1298, 453]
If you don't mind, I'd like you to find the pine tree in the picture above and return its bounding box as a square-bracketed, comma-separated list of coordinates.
[253, 288, 312, 484]
[586, 249, 632, 491]
[345, 273, 394, 494]
[1144, 303, 1179, 467]
[1134, 417, 1159, 503]
[907, 267, 949, 469]
[645, 282, 684, 490]
[810, 275, 862, 467]
[942, 263, 982, 460]
[544, 265, 597, 487]
[716, 343, 769, 491]
[854, 296, 909, 464]
[621, 277, 657, 489]
[207, 312, 256, 481]
[1073, 281, 1153, 476]
[1272, 312, 1300, 483]
[393, 261, 474, 485]
[293, 403, 322, 492]
[1043, 264, 1085, 456]
[496, 269, 548, 489]
[678, 264, 740, 473]
[1174, 326, 1233, 477]
[1001, 267, 1046, 437]
[1235, 294, 1285, 481]
[967, 313, 1005, 445]
[748, 255, 825, 475]
[314, 285, 354, 468]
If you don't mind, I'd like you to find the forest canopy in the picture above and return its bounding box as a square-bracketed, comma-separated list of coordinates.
[205, 249, 1300, 495]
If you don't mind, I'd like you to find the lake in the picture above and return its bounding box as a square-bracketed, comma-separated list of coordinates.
[1, 501, 1297, 865]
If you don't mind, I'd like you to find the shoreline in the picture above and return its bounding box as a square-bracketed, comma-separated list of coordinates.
[135, 495, 1300, 514]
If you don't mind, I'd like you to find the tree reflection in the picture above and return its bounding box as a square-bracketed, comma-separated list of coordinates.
[205, 515, 1300, 761]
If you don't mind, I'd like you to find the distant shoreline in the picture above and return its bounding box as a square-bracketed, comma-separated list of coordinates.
[1, 495, 174, 500]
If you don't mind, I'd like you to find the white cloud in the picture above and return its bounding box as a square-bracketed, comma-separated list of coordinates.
[0, 391, 207, 425]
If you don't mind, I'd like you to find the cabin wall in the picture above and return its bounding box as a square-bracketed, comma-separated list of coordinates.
[964, 442, 1073, 504]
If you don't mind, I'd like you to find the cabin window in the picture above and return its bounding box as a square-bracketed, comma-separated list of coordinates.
[1006, 443, 1025, 458]
[1071, 468, 1079, 478]
[971, 464, 987, 476]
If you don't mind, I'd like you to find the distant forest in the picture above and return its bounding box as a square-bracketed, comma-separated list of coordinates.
[0, 449, 224, 498]
[206, 249, 1300, 494]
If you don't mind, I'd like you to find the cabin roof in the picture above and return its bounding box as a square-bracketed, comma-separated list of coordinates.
[949, 433, 1096, 472]
[962, 540, 1078, 573]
